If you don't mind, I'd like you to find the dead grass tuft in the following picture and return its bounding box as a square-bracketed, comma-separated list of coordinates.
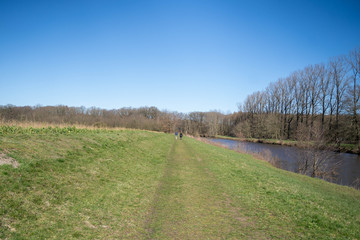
[0, 153, 19, 168]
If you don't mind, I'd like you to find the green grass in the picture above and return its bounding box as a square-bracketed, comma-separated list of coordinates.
[1, 127, 360, 239]
[0, 128, 171, 239]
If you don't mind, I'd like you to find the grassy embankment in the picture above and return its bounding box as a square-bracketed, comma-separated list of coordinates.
[215, 135, 359, 154]
[1, 126, 359, 239]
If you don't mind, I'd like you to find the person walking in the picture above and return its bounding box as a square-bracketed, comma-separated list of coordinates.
[175, 131, 178, 140]
[180, 132, 183, 140]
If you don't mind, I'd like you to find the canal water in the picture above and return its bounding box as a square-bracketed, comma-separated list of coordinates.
[209, 138, 360, 188]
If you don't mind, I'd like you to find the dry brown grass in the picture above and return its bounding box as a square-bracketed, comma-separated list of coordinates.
[0, 119, 120, 130]
[0, 153, 19, 168]
[0, 119, 163, 134]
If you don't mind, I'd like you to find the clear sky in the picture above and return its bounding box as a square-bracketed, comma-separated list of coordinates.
[1, 0, 360, 113]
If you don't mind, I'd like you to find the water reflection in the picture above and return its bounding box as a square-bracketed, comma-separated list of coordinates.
[209, 138, 360, 188]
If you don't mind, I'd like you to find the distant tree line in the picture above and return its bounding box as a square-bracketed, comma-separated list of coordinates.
[1, 47, 359, 148]
[0, 104, 231, 136]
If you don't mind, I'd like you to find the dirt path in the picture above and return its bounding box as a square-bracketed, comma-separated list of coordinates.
[145, 139, 251, 239]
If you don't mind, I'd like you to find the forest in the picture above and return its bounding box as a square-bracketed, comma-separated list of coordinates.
[1, 47, 359, 148]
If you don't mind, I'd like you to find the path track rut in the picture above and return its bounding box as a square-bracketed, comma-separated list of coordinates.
[145, 139, 252, 239]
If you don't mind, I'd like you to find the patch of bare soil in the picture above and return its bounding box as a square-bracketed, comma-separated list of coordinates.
[0, 153, 19, 168]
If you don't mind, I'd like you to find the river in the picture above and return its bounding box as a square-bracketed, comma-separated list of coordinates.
[209, 138, 360, 188]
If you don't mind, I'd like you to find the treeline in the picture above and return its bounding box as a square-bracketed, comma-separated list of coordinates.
[0, 105, 236, 136]
[238, 47, 360, 146]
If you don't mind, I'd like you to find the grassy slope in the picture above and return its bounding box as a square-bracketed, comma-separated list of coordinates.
[0, 129, 172, 239]
[1, 128, 359, 239]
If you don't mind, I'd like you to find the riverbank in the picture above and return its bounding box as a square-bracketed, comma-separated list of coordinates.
[1, 126, 359, 239]
[215, 135, 360, 154]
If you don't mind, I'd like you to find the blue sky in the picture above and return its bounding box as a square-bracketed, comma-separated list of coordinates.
[1, 0, 360, 113]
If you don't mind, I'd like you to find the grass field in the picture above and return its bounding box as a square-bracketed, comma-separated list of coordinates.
[1, 127, 360, 239]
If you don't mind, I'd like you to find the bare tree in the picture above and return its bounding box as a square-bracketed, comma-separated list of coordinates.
[318, 64, 331, 129]
[329, 56, 349, 147]
[346, 48, 360, 145]
[283, 76, 296, 139]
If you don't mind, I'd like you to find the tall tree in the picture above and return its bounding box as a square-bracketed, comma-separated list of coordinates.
[346, 48, 360, 144]
[329, 56, 349, 146]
